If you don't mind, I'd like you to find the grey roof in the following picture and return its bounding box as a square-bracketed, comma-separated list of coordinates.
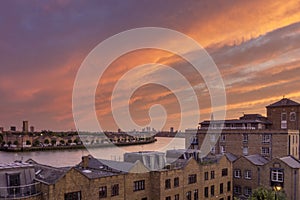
[280, 156, 300, 168]
[225, 153, 238, 162]
[244, 154, 269, 165]
[32, 162, 70, 185]
[200, 118, 272, 125]
[0, 161, 34, 170]
[267, 98, 300, 107]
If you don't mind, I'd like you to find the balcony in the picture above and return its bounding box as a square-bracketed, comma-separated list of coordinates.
[0, 182, 41, 200]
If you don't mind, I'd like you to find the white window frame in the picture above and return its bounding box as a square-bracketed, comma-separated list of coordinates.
[220, 145, 225, 154]
[281, 113, 287, 129]
[261, 147, 270, 155]
[244, 187, 252, 196]
[243, 134, 248, 143]
[243, 146, 248, 156]
[234, 169, 241, 178]
[262, 134, 271, 144]
[271, 169, 283, 182]
[244, 170, 252, 179]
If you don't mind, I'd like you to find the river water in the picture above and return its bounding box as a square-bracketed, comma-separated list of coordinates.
[0, 137, 185, 167]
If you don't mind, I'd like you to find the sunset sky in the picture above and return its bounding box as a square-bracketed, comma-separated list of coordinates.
[1, 0, 300, 131]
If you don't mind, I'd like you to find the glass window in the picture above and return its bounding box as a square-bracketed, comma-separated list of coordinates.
[211, 171, 215, 179]
[165, 179, 171, 189]
[204, 187, 209, 198]
[99, 186, 107, 198]
[243, 134, 248, 143]
[261, 147, 270, 155]
[243, 146, 248, 155]
[194, 189, 199, 200]
[134, 180, 145, 191]
[211, 185, 215, 196]
[271, 169, 284, 182]
[234, 186, 241, 194]
[111, 184, 119, 196]
[290, 112, 296, 121]
[204, 172, 209, 180]
[220, 183, 224, 194]
[222, 168, 228, 176]
[227, 181, 231, 192]
[166, 196, 171, 200]
[175, 194, 179, 200]
[262, 134, 271, 144]
[174, 177, 179, 187]
[234, 169, 241, 178]
[188, 174, 197, 184]
[244, 187, 252, 197]
[244, 170, 252, 179]
[186, 191, 191, 200]
[64, 191, 81, 200]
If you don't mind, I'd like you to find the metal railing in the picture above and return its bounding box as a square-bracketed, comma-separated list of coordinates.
[0, 182, 41, 199]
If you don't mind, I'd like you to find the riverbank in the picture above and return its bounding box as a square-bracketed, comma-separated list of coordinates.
[0, 138, 157, 152]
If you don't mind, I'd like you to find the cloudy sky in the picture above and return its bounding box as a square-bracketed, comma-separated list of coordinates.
[1, 0, 300, 131]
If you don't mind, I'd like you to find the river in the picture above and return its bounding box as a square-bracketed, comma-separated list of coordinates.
[0, 137, 185, 167]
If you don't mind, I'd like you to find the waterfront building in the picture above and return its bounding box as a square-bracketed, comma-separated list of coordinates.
[0, 151, 233, 200]
[191, 98, 300, 199]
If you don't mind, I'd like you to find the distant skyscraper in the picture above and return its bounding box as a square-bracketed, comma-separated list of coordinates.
[30, 126, 35, 132]
[23, 121, 29, 133]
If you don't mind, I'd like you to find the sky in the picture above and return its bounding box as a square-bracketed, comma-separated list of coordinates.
[1, 0, 300, 131]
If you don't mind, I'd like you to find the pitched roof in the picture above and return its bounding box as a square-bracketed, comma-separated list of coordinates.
[280, 156, 300, 168]
[244, 154, 269, 165]
[267, 98, 300, 108]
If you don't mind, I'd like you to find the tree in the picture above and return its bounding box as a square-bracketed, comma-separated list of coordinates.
[67, 139, 72, 144]
[7, 141, 12, 146]
[60, 140, 65, 145]
[250, 187, 286, 200]
[26, 140, 31, 145]
[13, 140, 18, 145]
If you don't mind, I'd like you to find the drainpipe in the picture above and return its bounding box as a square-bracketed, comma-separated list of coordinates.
[294, 169, 297, 200]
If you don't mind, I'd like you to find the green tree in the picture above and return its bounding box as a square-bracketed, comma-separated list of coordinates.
[44, 139, 50, 144]
[250, 187, 286, 200]
[26, 140, 31, 145]
[13, 140, 18, 145]
[7, 141, 12, 146]
[67, 139, 72, 144]
[60, 140, 65, 145]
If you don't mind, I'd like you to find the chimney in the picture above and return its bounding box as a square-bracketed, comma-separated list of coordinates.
[81, 155, 90, 169]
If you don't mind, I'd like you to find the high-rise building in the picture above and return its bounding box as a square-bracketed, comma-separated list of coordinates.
[22, 121, 29, 133]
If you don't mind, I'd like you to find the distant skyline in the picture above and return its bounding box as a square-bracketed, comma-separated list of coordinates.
[1, 0, 300, 131]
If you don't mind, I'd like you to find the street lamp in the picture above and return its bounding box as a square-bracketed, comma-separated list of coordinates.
[274, 185, 282, 200]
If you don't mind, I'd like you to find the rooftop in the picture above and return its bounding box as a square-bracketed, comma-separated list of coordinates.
[267, 98, 300, 108]
[0, 161, 33, 170]
[244, 154, 269, 165]
[280, 156, 300, 168]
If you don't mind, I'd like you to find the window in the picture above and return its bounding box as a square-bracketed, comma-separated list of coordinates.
[141, 198, 147, 200]
[220, 145, 226, 154]
[234, 169, 241, 178]
[186, 191, 192, 200]
[175, 194, 180, 200]
[271, 169, 284, 182]
[220, 183, 224, 194]
[243, 146, 248, 155]
[290, 112, 296, 121]
[227, 181, 231, 192]
[244, 187, 252, 197]
[211, 146, 216, 154]
[211, 171, 215, 179]
[281, 113, 287, 129]
[244, 170, 252, 179]
[204, 187, 209, 198]
[220, 134, 226, 142]
[174, 177, 179, 187]
[194, 189, 199, 200]
[166, 196, 171, 200]
[134, 180, 145, 191]
[222, 168, 228, 176]
[262, 134, 271, 144]
[243, 134, 248, 143]
[234, 186, 241, 194]
[211, 185, 215, 196]
[261, 147, 270, 156]
[64, 191, 81, 200]
[227, 196, 231, 200]
[111, 184, 119, 196]
[204, 172, 209, 180]
[7, 173, 21, 195]
[188, 174, 197, 184]
[99, 186, 107, 198]
[165, 179, 171, 189]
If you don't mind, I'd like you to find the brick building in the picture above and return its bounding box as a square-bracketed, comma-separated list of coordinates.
[0, 152, 233, 200]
